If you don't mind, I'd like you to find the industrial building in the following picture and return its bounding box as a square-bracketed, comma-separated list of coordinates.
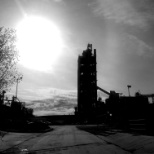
[76, 44, 154, 134]
[77, 44, 97, 119]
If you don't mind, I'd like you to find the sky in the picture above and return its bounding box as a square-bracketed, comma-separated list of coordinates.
[1, 0, 154, 116]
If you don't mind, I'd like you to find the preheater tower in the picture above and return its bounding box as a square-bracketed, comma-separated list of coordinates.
[77, 44, 97, 118]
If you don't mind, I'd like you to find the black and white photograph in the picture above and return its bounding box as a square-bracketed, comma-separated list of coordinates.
[0, 0, 154, 153]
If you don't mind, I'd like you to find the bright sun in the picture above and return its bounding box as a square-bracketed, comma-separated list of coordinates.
[16, 16, 64, 71]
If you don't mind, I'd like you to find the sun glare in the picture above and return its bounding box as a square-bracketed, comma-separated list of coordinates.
[16, 16, 64, 71]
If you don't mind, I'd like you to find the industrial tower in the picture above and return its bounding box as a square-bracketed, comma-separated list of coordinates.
[77, 44, 97, 118]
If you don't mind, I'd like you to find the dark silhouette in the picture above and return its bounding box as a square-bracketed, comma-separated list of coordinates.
[76, 44, 154, 135]
[0, 91, 43, 132]
[77, 44, 97, 122]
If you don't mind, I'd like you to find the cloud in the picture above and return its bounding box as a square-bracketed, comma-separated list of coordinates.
[93, 0, 149, 29]
[34, 108, 74, 116]
[53, 0, 63, 2]
[17, 87, 77, 116]
[41, 0, 63, 3]
[124, 34, 154, 57]
[26, 94, 77, 116]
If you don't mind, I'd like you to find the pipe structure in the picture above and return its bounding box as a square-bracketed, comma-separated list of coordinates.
[97, 86, 110, 95]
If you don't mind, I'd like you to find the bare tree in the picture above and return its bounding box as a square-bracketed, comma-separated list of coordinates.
[0, 27, 22, 92]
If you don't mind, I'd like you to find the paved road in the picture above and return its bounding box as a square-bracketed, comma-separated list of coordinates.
[0, 126, 130, 154]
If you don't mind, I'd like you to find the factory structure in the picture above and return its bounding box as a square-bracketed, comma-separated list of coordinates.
[76, 44, 154, 133]
[77, 44, 97, 118]
[76, 44, 119, 120]
[76, 44, 120, 119]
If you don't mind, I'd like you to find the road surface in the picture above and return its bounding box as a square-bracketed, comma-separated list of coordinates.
[0, 125, 131, 154]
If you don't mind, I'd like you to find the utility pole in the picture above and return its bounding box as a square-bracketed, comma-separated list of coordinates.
[15, 76, 22, 98]
[127, 85, 131, 97]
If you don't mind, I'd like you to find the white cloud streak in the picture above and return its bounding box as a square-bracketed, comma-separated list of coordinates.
[54, 0, 63, 2]
[93, 0, 148, 29]
[124, 34, 154, 57]
[128, 35, 152, 55]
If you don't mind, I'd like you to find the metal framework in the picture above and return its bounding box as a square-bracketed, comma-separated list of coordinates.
[77, 44, 97, 117]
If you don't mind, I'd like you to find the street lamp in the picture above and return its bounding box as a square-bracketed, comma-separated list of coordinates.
[15, 76, 22, 98]
[127, 85, 131, 97]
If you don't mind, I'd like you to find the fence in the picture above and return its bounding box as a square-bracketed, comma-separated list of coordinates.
[129, 119, 146, 133]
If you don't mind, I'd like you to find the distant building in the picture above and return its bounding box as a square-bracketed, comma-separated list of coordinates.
[77, 44, 97, 118]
